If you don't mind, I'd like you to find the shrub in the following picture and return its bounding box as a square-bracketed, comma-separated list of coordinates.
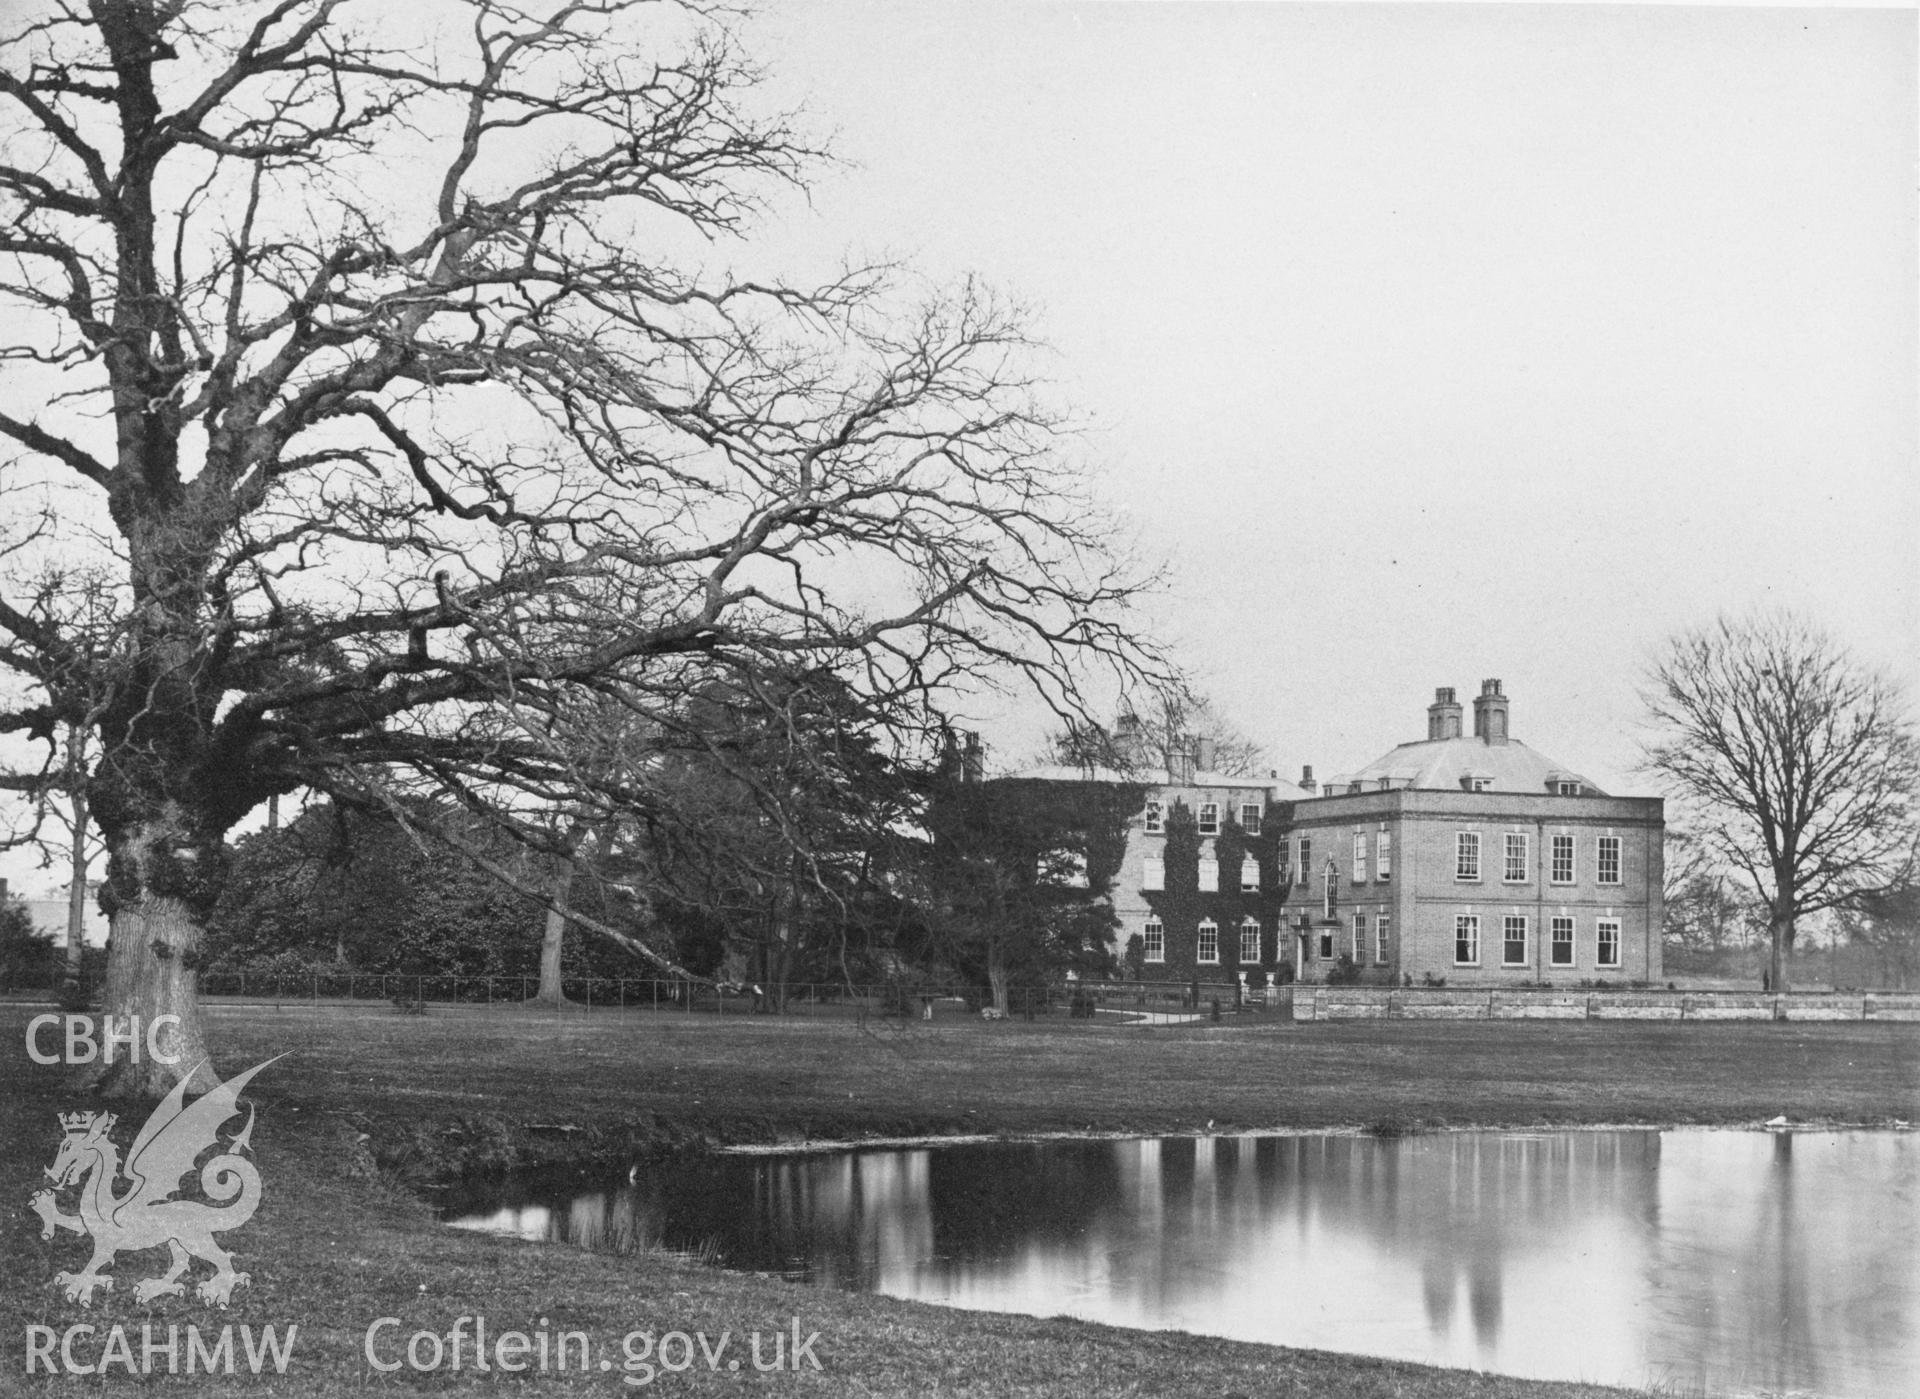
[1325, 954, 1363, 986]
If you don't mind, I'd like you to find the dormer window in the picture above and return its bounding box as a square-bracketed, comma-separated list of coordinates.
[1468, 777, 1493, 793]
[1556, 781, 1580, 796]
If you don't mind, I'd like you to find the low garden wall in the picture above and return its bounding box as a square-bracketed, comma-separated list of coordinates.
[1290, 988, 1920, 1023]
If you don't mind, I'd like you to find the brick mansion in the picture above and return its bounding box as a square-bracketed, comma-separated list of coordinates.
[1004, 681, 1664, 988]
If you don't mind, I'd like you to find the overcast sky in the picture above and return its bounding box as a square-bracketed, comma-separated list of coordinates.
[741, 0, 1919, 796]
[3, 1, 1914, 895]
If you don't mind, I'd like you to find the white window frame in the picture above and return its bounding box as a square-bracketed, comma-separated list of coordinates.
[1470, 777, 1493, 792]
[1455, 914, 1481, 966]
[1240, 918, 1260, 964]
[1550, 833, 1575, 885]
[1240, 859, 1260, 893]
[1322, 860, 1337, 919]
[1297, 837, 1312, 887]
[1197, 802, 1220, 836]
[1455, 831, 1481, 882]
[1597, 835, 1622, 885]
[1550, 916, 1574, 967]
[1143, 920, 1165, 963]
[1351, 912, 1366, 962]
[1504, 832, 1529, 883]
[1197, 919, 1220, 964]
[1142, 854, 1164, 891]
[1557, 781, 1580, 797]
[1502, 915, 1529, 967]
[1197, 857, 1219, 893]
[1240, 803, 1262, 836]
[1375, 913, 1391, 964]
[1352, 831, 1367, 883]
[1376, 829, 1392, 882]
[1143, 800, 1163, 834]
[1596, 918, 1621, 968]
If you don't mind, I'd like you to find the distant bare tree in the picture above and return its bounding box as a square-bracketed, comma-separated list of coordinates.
[0, 563, 118, 996]
[0, 1, 1159, 1093]
[1642, 612, 1919, 993]
[1050, 685, 1266, 778]
[1661, 828, 1763, 960]
[1836, 874, 1920, 990]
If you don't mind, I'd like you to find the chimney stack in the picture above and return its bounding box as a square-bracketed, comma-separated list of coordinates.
[1299, 763, 1314, 790]
[961, 731, 984, 783]
[1472, 679, 1510, 745]
[1427, 687, 1463, 741]
[1169, 734, 1195, 785]
[1196, 736, 1217, 773]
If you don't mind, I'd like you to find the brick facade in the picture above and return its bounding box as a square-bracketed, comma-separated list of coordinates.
[1050, 680, 1666, 989]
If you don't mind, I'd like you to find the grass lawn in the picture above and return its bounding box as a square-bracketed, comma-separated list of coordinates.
[5, 1003, 1916, 1396]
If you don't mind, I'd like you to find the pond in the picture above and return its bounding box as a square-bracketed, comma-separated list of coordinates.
[443, 1129, 1918, 1398]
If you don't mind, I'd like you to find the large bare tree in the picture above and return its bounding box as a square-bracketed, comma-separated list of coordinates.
[0, 0, 1156, 1093]
[1642, 612, 1918, 993]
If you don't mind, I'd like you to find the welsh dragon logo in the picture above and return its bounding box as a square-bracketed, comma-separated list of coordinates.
[29, 1057, 281, 1308]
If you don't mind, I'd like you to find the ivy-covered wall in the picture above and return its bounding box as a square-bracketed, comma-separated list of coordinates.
[1134, 796, 1292, 984]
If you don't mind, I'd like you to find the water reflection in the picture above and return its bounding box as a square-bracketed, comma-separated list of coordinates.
[444, 1130, 1919, 1398]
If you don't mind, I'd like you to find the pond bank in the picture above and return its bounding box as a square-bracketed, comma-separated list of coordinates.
[8, 1007, 1917, 1396]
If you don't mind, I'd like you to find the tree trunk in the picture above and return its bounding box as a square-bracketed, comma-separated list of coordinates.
[987, 935, 1009, 1015]
[63, 801, 89, 993]
[530, 857, 578, 1007]
[760, 880, 795, 1014]
[94, 891, 217, 1096]
[1769, 905, 1794, 996]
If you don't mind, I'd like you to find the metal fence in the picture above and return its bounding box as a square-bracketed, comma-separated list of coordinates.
[7, 969, 1917, 1023]
[1, 968, 1276, 1019]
